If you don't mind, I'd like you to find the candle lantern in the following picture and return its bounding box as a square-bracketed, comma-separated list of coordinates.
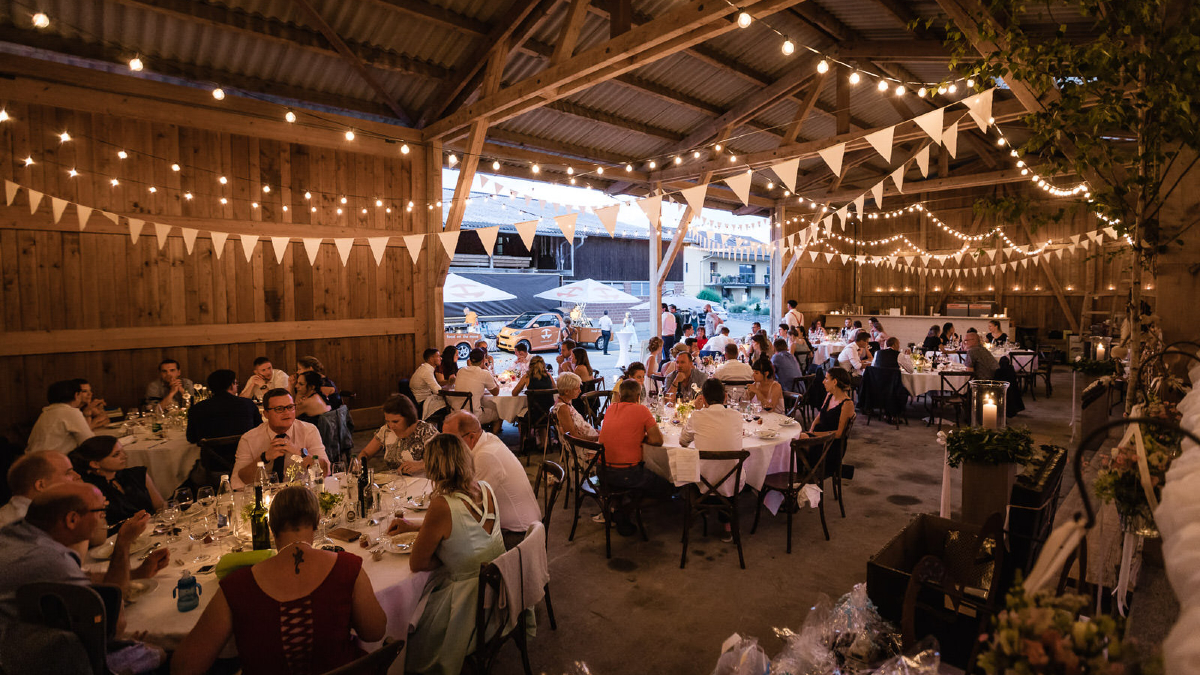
[969, 380, 1009, 430]
[1090, 336, 1112, 361]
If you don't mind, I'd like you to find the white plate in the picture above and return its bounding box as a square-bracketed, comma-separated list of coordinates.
[779, 417, 797, 426]
[404, 496, 431, 511]
[388, 532, 418, 554]
[127, 578, 158, 599]
[755, 431, 779, 439]
[90, 540, 115, 561]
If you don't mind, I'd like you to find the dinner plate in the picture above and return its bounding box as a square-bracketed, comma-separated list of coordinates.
[373, 472, 399, 486]
[404, 496, 431, 511]
[127, 578, 158, 599]
[91, 540, 115, 561]
[388, 532, 418, 554]
[779, 417, 797, 426]
[754, 430, 779, 439]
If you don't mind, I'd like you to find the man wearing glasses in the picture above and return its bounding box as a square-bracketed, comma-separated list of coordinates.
[231, 388, 329, 488]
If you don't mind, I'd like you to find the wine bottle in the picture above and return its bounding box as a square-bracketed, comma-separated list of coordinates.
[250, 485, 271, 551]
[358, 466, 371, 518]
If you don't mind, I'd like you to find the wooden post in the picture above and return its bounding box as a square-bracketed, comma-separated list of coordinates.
[649, 200, 662, 339]
[917, 192, 928, 311]
[770, 200, 784, 328]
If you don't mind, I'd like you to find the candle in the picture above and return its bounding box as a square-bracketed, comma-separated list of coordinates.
[981, 397, 998, 429]
[1096, 344, 1106, 360]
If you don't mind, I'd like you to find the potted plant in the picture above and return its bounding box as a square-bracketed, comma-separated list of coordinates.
[945, 426, 1035, 526]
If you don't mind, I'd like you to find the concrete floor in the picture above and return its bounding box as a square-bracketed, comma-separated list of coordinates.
[439, 353, 1078, 675]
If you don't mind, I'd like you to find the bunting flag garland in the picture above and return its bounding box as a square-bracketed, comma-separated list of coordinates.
[943, 121, 959, 158]
[864, 127, 894, 163]
[870, 180, 885, 209]
[915, 145, 931, 178]
[4, 181, 16, 206]
[438, 231, 460, 260]
[593, 206, 619, 236]
[270, 236, 289, 263]
[890, 166, 905, 193]
[368, 237, 389, 266]
[240, 234, 259, 263]
[809, 250, 819, 262]
[51, 197, 68, 224]
[27, 189, 42, 215]
[636, 194, 662, 226]
[101, 212, 118, 225]
[181, 228, 199, 254]
[76, 205, 93, 231]
[127, 218, 144, 244]
[817, 143, 845, 177]
[964, 88, 994, 133]
[402, 234, 424, 264]
[514, 219, 540, 249]
[768, 159, 799, 193]
[334, 238, 354, 265]
[211, 231, 229, 259]
[680, 183, 709, 217]
[913, 109, 944, 145]
[554, 213, 577, 243]
[303, 238, 322, 265]
[476, 225, 499, 256]
[852, 194, 865, 218]
[154, 222, 171, 250]
[723, 172, 752, 206]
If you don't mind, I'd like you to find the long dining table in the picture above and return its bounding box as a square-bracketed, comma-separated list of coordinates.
[96, 426, 199, 495]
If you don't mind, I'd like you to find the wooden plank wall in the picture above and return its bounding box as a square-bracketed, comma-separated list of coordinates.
[0, 101, 438, 432]
[780, 183, 1144, 337]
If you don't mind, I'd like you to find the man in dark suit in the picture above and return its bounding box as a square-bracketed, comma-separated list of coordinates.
[186, 369, 262, 443]
[872, 337, 903, 369]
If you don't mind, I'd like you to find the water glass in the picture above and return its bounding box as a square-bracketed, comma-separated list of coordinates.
[173, 487, 194, 514]
[189, 514, 213, 542]
[196, 486, 215, 513]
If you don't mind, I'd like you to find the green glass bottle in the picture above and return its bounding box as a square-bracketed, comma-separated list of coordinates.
[250, 485, 271, 551]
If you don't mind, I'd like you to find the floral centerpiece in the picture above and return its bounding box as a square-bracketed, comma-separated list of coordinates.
[498, 369, 519, 385]
[1093, 397, 1181, 536]
[191, 383, 211, 403]
[701, 355, 715, 368]
[977, 581, 1153, 675]
[318, 490, 343, 516]
[675, 402, 695, 425]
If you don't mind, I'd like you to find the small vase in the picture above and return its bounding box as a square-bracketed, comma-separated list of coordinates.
[1119, 508, 1159, 538]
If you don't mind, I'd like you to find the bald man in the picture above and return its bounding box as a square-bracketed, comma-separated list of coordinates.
[443, 411, 540, 549]
[0, 452, 81, 528]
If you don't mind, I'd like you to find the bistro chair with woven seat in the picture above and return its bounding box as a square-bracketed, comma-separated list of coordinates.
[1033, 346, 1055, 397]
[925, 372, 973, 430]
[430, 391, 473, 430]
[578, 390, 613, 429]
[680, 450, 751, 569]
[1009, 350, 1040, 400]
[564, 434, 648, 558]
[464, 563, 533, 675]
[751, 435, 834, 553]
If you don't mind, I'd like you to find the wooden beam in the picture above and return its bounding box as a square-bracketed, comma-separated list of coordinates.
[609, 0, 633, 37]
[1019, 214, 1080, 333]
[839, 41, 950, 61]
[294, 0, 414, 125]
[421, 0, 804, 140]
[545, 100, 684, 142]
[368, 0, 490, 37]
[0, 318, 418, 357]
[552, 0, 592, 65]
[782, 71, 828, 145]
[445, 124, 491, 232]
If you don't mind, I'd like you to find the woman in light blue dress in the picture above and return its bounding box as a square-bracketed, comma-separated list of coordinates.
[387, 433, 506, 675]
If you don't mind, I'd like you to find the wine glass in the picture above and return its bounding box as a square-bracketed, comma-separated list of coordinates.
[173, 487, 194, 514]
[196, 486, 215, 515]
[189, 514, 213, 542]
[159, 500, 180, 542]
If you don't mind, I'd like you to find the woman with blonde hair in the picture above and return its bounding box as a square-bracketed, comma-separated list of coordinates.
[645, 336, 662, 376]
[552, 372, 598, 441]
[386, 434, 505, 675]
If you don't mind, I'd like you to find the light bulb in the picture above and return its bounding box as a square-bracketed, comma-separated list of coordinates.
[596, 166, 604, 175]
[988, 116, 995, 124]
[714, 144, 722, 152]
[219, 197, 227, 204]
[285, 110, 296, 123]
[782, 39, 795, 55]
[566, 166, 574, 175]
[448, 154, 457, 165]
[117, 150, 128, 159]
[376, 199, 383, 207]
[996, 137, 1005, 146]
[184, 192, 193, 200]
[625, 163, 633, 172]
[0, 110, 8, 122]
[340, 196, 347, 204]
[129, 57, 143, 72]
[817, 59, 829, 74]
[262, 184, 271, 192]
[737, 11, 752, 28]
[336, 208, 342, 214]
[693, 151, 701, 159]
[894, 84, 905, 96]
[218, 175, 227, 184]
[674, 156, 682, 165]
[171, 163, 181, 172]
[344, 129, 355, 141]
[110, 178, 119, 186]
[148, 186, 156, 193]
[877, 79, 889, 92]
[23, 156, 33, 166]
[400, 143, 410, 155]
[311, 206, 317, 212]
[729, 155, 737, 163]
[362, 208, 367, 214]
[965, 78, 974, 87]
[59, 131, 71, 142]
[304, 191, 311, 200]
[492, 160, 500, 170]
[917, 87, 927, 98]
[767, 182, 774, 189]
[937, 86, 946, 95]
[212, 87, 225, 100]
[32, 12, 49, 28]
[849, 71, 860, 85]
[532, 164, 540, 173]
[648, 161, 656, 169]
[569, 177, 576, 184]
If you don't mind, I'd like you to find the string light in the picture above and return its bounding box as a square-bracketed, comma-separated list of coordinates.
[782, 39, 795, 56]
[217, 175, 227, 184]
[648, 161, 656, 169]
[261, 185, 270, 193]
[894, 85, 905, 96]
[492, 160, 500, 170]
[532, 164, 540, 173]
[625, 163, 633, 172]
[128, 56, 143, 72]
[148, 186, 156, 193]
[171, 163, 181, 171]
[917, 87, 927, 98]
[59, 131, 71, 142]
[219, 197, 227, 204]
[304, 191, 312, 200]
[877, 79, 889, 92]
[285, 110, 296, 123]
[375, 199, 383, 207]
[674, 156, 682, 165]
[109, 178, 118, 186]
[596, 166, 604, 175]
[817, 59, 829, 74]
[117, 150, 128, 159]
[344, 129, 355, 141]
[68, 168, 78, 177]
[211, 87, 225, 100]
[400, 143, 410, 155]
[184, 192, 193, 200]
[0, 110, 8, 122]
[31, 12, 49, 28]
[849, 71, 860, 85]
[737, 11, 752, 28]
[23, 156, 33, 166]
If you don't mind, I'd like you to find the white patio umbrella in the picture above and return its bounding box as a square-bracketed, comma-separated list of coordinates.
[629, 292, 712, 312]
[533, 278, 641, 305]
[442, 273, 517, 304]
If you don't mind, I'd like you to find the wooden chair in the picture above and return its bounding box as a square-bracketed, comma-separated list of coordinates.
[197, 434, 243, 485]
[648, 373, 666, 397]
[828, 416, 857, 518]
[1009, 350, 1039, 400]
[925, 372, 972, 430]
[751, 436, 834, 553]
[680, 450, 751, 569]
[431, 391, 473, 430]
[17, 582, 115, 675]
[321, 640, 405, 675]
[532, 460, 565, 630]
[517, 390, 557, 463]
[464, 565, 533, 675]
[1033, 346, 1055, 397]
[578, 390, 613, 429]
[564, 434, 648, 558]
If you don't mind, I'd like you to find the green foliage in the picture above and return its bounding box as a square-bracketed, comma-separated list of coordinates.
[944, 0, 1200, 260]
[697, 287, 722, 303]
[945, 425, 1035, 467]
[1069, 357, 1122, 377]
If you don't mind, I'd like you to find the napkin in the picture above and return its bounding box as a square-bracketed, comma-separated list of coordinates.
[118, 434, 138, 446]
[666, 447, 700, 486]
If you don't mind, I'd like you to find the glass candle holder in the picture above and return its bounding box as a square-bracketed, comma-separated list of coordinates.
[1090, 336, 1113, 361]
[969, 380, 1009, 430]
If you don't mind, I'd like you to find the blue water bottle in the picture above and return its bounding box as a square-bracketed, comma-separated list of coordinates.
[173, 571, 202, 612]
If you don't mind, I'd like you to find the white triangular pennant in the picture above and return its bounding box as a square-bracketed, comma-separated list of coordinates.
[768, 159, 799, 193]
[402, 234, 424, 265]
[965, 89, 994, 133]
[915, 145, 931, 177]
[863, 127, 894, 163]
[809, 251, 819, 262]
[817, 143, 845, 176]
[101, 212, 118, 225]
[871, 181, 885, 208]
[1054, 248, 1063, 260]
[555, 213, 577, 243]
[127, 218, 144, 243]
[723, 173, 752, 206]
[302, 238, 322, 265]
[824, 252, 835, 263]
[181, 228, 199, 254]
[439, 231, 461, 260]
[514, 220, 540, 249]
[636, 194, 662, 226]
[271, 236, 289, 263]
[1070, 234, 1081, 244]
[853, 194, 865, 217]
[839, 254, 850, 264]
[76, 205, 93, 231]
[368, 237, 389, 266]
[891, 166, 905, 193]
[210, 232, 229, 258]
[836, 206, 849, 225]
[51, 197, 68, 223]
[913, 109, 944, 145]
[4, 180, 17, 206]
[27, 189, 42, 214]
[1088, 231, 1103, 243]
[680, 184, 709, 216]
[943, 122, 959, 158]
[240, 235, 258, 262]
[985, 248, 997, 260]
[153, 222, 171, 250]
[476, 226, 499, 256]
[334, 238, 354, 266]
[1103, 227, 1118, 240]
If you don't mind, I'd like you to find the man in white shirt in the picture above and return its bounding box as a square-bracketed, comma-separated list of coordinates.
[715, 344, 754, 382]
[444, 411, 540, 549]
[240, 356, 290, 401]
[705, 326, 732, 354]
[661, 303, 677, 356]
[681, 380, 744, 450]
[784, 299, 805, 331]
[837, 332, 871, 375]
[232, 389, 328, 488]
[598, 311, 613, 355]
[0, 451, 81, 527]
[704, 304, 723, 336]
[410, 348, 443, 409]
[26, 380, 94, 453]
[454, 348, 501, 431]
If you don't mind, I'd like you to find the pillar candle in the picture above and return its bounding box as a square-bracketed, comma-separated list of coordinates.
[982, 397, 998, 429]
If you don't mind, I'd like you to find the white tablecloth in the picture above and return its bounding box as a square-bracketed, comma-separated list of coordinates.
[615, 329, 637, 369]
[642, 413, 804, 496]
[98, 427, 199, 494]
[493, 387, 528, 423]
[111, 475, 435, 673]
[812, 342, 847, 364]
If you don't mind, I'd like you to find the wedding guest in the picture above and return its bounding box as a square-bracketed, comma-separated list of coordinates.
[941, 322, 958, 347]
[172, 486, 386, 675]
[749, 333, 772, 363]
[645, 336, 663, 376]
[682, 379, 743, 446]
[810, 318, 825, 337]
[745, 358, 785, 413]
[444, 412, 540, 549]
[670, 304, 684, 346]
[747, 322, 763, 342]
[684, 337, 700, 360]
[663, 351, 707, 403]
[410, 348, 444, 410]
[572, 347, 594, 382]
[384, 434, 506, 675]
[599, 310, 613, 356]
[552, 372, 598, 441]
[186, 370, 262, 444]
[293, 371, 332, 418]
[872, 337, 903, 369]
[456, 349, 501, 432]
[232, 390, 329, 488]
[716, 344, 754, 381]
[696, 327, 709, 352]
[869, 318, 889, 343]
[839, 318, 855, 341]
[556, 339, 577, 375]
[706, 326, 732, 354]
[511, 342, 532, 375]
[560, 317, 575, 344]
[682, 325, 696, 343]
[597, 379, 667, 535]
[26, 380, 94, 453]
[146, 359, 193, 407]
[439, 346, 460, 383]
[240, 356, 289, 401]
[71, 437, 165, 532]
[512, 356, 557, 426]
[837, 332, 871, 375]
[0, 451, 80, 527]
[797, 368, 856, 474]
[964, 331, 999, 380]
[704, 303, 724, 337]
[660, 304, 677, 356]
[295, 356, 341, 408]
[985, 320, 1010, 346]
[771, 338, 803, 391]
[620, 361, 647, 393]
[921, 325, 943, 353]
[73, 378, 109, 430]
[474, 339, 495, 372]
[357, 394, 436, 474]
